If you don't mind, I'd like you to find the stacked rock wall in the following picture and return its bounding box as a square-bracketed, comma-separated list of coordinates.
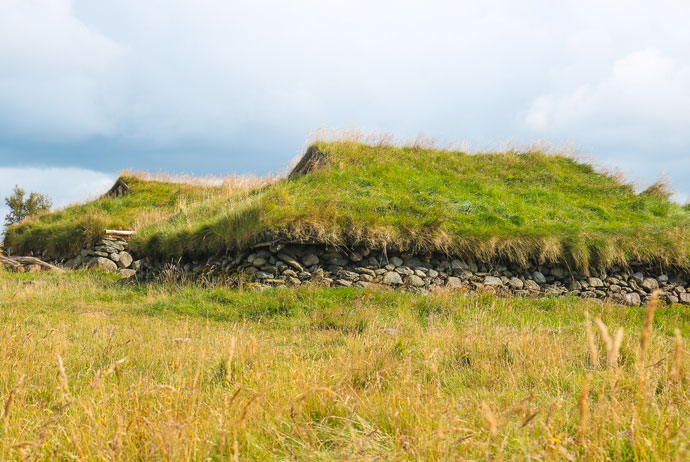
[20, 237, 689, 306]
[61, 237, 140, 278]
[137, 242, 690, 306]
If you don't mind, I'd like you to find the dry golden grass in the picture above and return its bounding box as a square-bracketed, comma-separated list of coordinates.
[1, 269, 690, 460]
[120, 169, 279, 191]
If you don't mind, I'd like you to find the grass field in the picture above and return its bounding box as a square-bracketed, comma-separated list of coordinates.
[2, 266, 690, 460]
[6, 140, 690, 272]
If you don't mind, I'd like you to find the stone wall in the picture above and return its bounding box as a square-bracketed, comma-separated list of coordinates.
[136, 242, 690, 307]
[61, 237, 139, 278]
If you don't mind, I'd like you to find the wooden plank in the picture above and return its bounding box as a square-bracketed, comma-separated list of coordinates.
[105, 229, 137, 236]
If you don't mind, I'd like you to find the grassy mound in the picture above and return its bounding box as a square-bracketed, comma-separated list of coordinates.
[5, 141, 690, 270]
[3, 175, 267, 257]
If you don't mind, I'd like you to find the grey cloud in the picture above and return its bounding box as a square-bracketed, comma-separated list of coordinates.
[0, 0, 688, 201]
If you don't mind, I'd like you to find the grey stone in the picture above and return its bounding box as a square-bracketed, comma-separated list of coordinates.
[301, 253, 319, 266]
[395, 266, 414, 276]
[632, 272, 645, 284]
[568, 280, 582, 291]
[328, 257, 349, 266]
[383, 271, 403, 285]
[624, 293, 642, 306]
[335, 279, 352, 287]
[446, 277, 463, 288]
[277, 252, 304, 272]
[524, 280, 541, 291]
[551, 266, 568, 279]
[484, 276, 503, 286]
[532, 271, 547, 284]
[451, 259, 469, 271]
[349, 251, 363, 262]
[90, 257, 118, 273]
[355, 267, 376, 277]
[252, 257, 268, 267]
[459, 270, 473, 280]
[642, 278, 659, 291]
[508, 277, 524, 289]
[110, 253, 120, 262]
[117, 268, 137, 278]
[118, 251, 133, 268]
[427, 269, 439, 278]
[264, 278, 286, 285]
[680, 293, 690, 304]
[407, 275, 425, 287]
[405, 258, 424, 268]
[390, 256, 404, 267]
[657, 274, 669, 283]
[338, 270, 360, 281]
[588, 277, 604, 288]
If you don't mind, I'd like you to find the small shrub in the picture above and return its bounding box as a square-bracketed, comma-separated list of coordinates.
[4, 185, 52, 227]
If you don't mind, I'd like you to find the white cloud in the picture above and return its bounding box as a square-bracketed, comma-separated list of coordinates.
[0, 0, 122, 139]
[0, 167, 115, 229]
[1, 0, 690, 195]
[525, 49, 690, 134]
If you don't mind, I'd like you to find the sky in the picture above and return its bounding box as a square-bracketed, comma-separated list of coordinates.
[1, 0, 690, 223]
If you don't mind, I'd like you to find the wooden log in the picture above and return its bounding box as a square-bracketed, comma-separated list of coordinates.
[1, 256, 65, 273]
[0, 256, 21, 269]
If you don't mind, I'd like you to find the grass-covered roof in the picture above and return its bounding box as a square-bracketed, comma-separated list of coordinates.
[6, 141, 690, 271]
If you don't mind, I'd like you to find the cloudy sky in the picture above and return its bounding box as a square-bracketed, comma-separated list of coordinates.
[1, 0, 690, 221]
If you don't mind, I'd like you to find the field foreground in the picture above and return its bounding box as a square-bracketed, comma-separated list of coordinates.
[2, 268, 690, 460]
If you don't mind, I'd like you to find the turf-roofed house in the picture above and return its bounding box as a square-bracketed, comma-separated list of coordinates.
[5, 141, 690, 306]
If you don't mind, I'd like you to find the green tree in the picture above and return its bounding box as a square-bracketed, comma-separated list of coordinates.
[4, 185, 52, 227]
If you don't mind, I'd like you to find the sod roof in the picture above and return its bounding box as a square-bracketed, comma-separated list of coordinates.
[5, 141, 690, 271]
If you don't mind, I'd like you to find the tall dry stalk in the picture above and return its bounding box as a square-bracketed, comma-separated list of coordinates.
[578, 373, 592, 440]
[481, 403, 497, 436]
[611, 328, 624, 368]
[226, 336, 238, 385]
[639, 291, 659, 364]
[673, 329, 683, 382]
[2, 375, 24, 431]
[57, 354, 70, 400]
[585, 312, 599, 368]
[594, 318, 624, 368]
[636, 291, 659, 417]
